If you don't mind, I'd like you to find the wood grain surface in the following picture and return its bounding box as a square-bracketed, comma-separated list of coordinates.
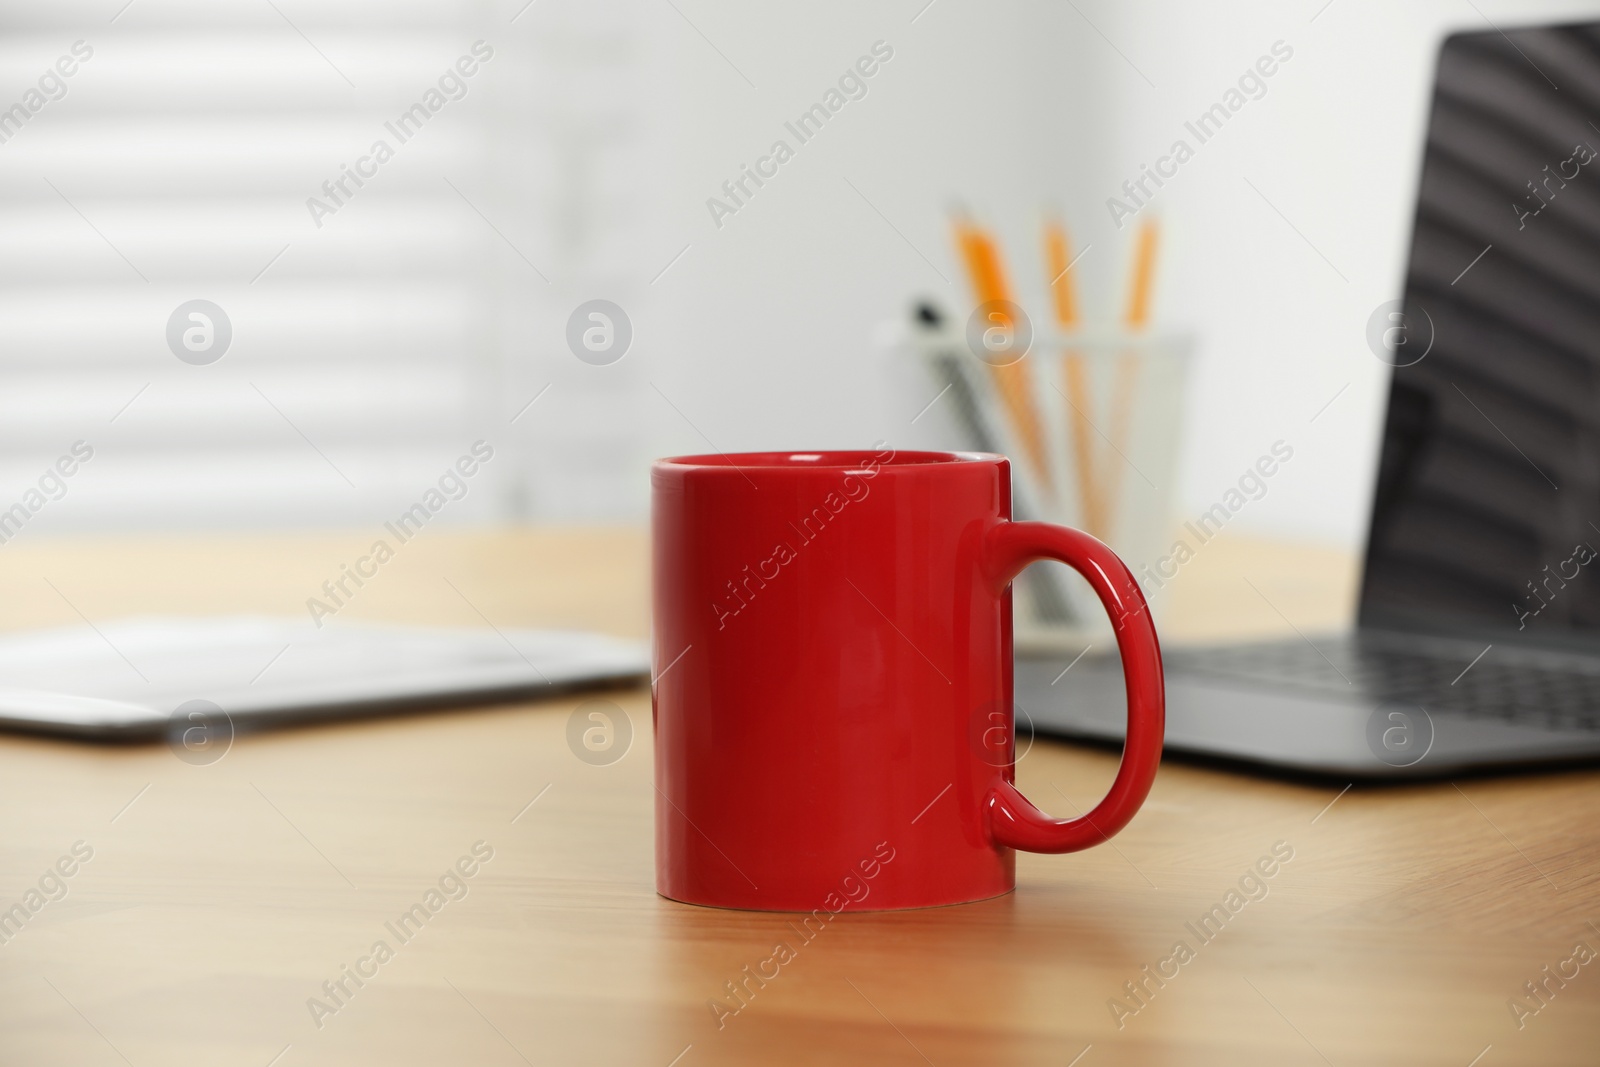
[0, 528, 1595, 1066]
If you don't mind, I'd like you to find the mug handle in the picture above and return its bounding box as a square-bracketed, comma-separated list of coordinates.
[983, 521, 1165, 853]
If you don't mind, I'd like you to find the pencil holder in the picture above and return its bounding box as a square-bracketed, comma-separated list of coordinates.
[892, 326, 1192, 649]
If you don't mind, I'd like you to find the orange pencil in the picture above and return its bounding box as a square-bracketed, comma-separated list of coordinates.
[1101, 218, 1160, 539]
[1044, 217, 1104, 538]
[1123, 219, 1160, 330]
[953, 218, 1052, 491]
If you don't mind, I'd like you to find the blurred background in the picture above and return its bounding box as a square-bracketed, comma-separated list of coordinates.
[3, 0, 1599, 549]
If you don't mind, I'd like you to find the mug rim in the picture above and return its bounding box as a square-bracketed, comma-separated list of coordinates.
[654, 449, 1004, 473]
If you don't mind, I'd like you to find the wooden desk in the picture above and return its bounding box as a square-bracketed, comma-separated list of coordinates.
[1, 529, 1595, 1066]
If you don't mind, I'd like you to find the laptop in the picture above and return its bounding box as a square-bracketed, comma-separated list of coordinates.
[1026, 19, 1600, 777]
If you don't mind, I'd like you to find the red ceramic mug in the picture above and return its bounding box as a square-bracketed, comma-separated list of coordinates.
[651, 448, 1163, 911]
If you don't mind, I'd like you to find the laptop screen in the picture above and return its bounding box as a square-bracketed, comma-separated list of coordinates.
[1360, 22, 1600, 648]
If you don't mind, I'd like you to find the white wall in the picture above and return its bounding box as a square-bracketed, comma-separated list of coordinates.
[643, 0, 1103, 479]
[1088, 0, 1600, 548]
[8, 1, 1600, 543]
[644, 0, 1600, 550]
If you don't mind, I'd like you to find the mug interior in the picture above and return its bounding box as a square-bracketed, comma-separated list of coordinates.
[656, 450, 999, 470]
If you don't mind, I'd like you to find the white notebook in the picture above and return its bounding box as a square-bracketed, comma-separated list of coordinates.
[0, 616, 649, 740]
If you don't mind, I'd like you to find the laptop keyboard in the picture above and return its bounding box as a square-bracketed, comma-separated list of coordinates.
[1165, 637, 1600, 733]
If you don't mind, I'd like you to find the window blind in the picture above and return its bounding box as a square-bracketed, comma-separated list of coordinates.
[0, 0, 652, 535]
